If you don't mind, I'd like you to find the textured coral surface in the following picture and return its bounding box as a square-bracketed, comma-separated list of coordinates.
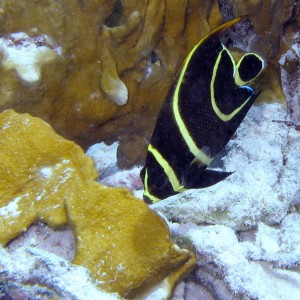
[67, 183, 195, 297]
[0, 110, 195, 298]
[1, 0, 297, 168]
[0, 109, 97, 244]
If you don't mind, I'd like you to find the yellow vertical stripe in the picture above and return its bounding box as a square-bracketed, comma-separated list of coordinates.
[143, 169, 160, 203]
[148, 144, 186, 193]
[172, 66, 212, 165]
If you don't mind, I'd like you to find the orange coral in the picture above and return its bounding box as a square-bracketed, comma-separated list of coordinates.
[0, 109, 195, 298]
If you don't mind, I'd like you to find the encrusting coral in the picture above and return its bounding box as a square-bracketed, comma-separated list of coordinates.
[0, 0, 296, 169]
[0, 109, 195, 298]
[68, 184, 194, 297]
[0, 109, 91, 242]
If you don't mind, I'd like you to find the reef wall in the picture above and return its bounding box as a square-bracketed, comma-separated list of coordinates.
[0, 0, 298, 168]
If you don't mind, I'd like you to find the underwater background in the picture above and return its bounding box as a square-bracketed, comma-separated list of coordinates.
[0, 0, 300, 299]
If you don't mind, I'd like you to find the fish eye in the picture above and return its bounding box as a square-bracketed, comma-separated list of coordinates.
[237, 53, 264, 83]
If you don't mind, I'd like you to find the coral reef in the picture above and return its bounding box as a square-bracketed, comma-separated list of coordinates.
[0, 109, 195, 298]
[222, 0, 294, 57]
[95, 102, 299, 231]
[219, 0, 295, 106]
[1, 0, 296, 168]
[0, 33, 61, 83]
[1, 1, 300, 298]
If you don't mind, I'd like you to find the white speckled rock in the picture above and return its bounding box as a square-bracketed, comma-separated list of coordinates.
[0, 33, 61, 83]
[0, 244, 119, 300]
[168, 213, 300, 300]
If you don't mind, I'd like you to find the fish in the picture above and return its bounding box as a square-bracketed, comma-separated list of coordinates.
[140, 17, 265, 203]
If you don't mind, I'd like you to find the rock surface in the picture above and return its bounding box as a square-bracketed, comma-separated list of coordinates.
[1, 244, 119, 300]
[169, 216, 300, 300]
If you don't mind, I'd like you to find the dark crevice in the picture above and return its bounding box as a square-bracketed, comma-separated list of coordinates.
[103, 0, 124, 28]
[150, 50, 162, 67]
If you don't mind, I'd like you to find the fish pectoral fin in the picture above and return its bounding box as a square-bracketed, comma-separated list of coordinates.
[184, 168, 233, 189]
[190, 146, 212, 167]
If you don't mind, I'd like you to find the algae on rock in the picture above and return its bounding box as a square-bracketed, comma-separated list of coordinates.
[0, 109, 195, 298]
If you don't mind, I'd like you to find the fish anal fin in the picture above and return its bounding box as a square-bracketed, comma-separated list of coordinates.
[184, 168, 233, 189]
